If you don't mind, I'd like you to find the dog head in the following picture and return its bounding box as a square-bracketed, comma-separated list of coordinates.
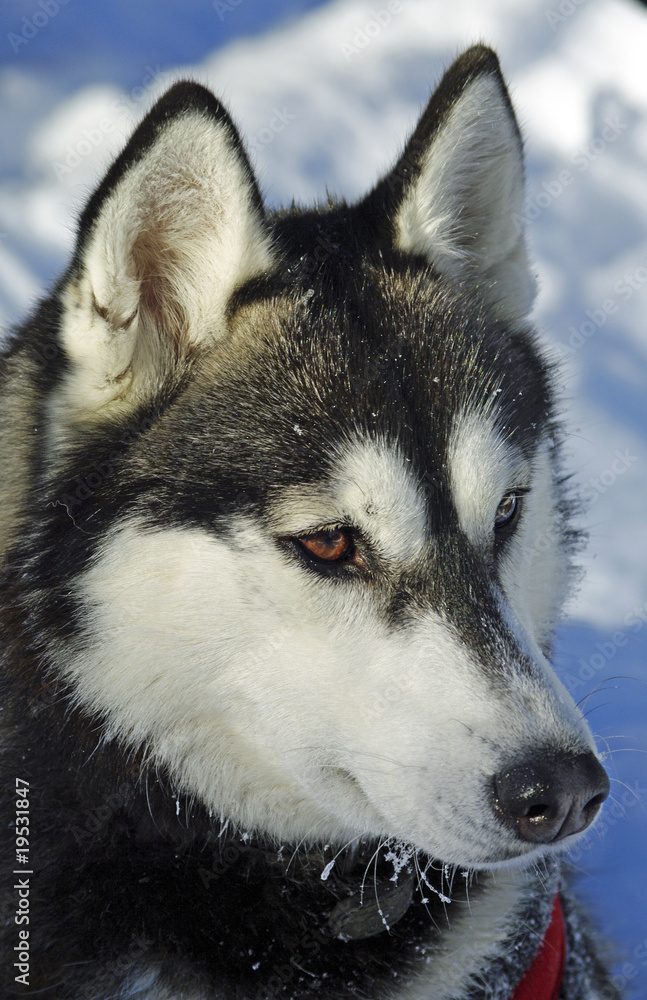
[20, 46, 607, 868]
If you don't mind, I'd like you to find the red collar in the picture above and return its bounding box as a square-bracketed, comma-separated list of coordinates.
[510, 894, 566, 1000]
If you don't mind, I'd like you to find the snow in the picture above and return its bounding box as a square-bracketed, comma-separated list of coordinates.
[1, 0, 646, 992]
[320, 859, 335, 880]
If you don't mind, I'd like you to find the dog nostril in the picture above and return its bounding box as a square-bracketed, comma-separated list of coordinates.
[526, 802, 552, 820]
[581, 790, 608, 826]
[493, 749, 609, 845]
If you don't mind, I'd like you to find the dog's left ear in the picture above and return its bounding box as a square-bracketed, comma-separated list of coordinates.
[369, 46, 534, 324]
[58, 81, 272, 419]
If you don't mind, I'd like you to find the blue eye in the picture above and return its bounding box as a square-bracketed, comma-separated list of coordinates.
[495, 492, 519, 529]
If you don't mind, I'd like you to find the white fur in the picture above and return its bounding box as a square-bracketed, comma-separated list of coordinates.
[498, 444, 572, 649]
[61, 438, 591, 869]
[448, 408, 529, 548]
[395, 73, 536, 325]
[448, 408, 571, 649]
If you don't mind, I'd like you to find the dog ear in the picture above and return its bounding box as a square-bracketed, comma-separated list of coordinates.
[369, 46, 535, 325]
[60, 81, 272, 414]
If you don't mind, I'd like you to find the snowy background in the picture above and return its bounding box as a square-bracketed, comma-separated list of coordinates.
[1, 0, 646, 992]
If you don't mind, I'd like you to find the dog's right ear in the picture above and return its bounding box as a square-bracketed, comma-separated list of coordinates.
[59, 81, 272, 418]
[366, 46, 535, 326]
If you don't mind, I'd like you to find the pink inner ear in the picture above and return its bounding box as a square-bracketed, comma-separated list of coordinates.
[140, 268, 171, 329]
[140, 269, 163, 319]
[133, 232, 186, 351]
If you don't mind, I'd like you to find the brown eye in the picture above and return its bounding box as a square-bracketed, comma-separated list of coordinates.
[495, 492, 518, 529]
[298, 529, 354, 563]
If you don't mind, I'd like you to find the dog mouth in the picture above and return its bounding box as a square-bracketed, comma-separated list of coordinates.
[325, 746, 609, 872]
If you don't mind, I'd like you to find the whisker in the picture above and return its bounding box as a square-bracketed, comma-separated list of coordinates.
[575, 675, 645, 713]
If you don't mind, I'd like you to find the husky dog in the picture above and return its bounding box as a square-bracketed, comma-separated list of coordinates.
[0, 46, 619, 1000]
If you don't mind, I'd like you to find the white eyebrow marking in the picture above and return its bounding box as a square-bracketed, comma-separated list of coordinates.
[330, 437, 429, 563]
[448, 409, 528, 544]
[270, 437, 429, 565]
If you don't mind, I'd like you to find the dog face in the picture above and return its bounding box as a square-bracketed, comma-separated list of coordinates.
[17, 47, 607, 869]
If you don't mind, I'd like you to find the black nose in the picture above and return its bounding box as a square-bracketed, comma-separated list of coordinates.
[493, 749, 609, 844]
